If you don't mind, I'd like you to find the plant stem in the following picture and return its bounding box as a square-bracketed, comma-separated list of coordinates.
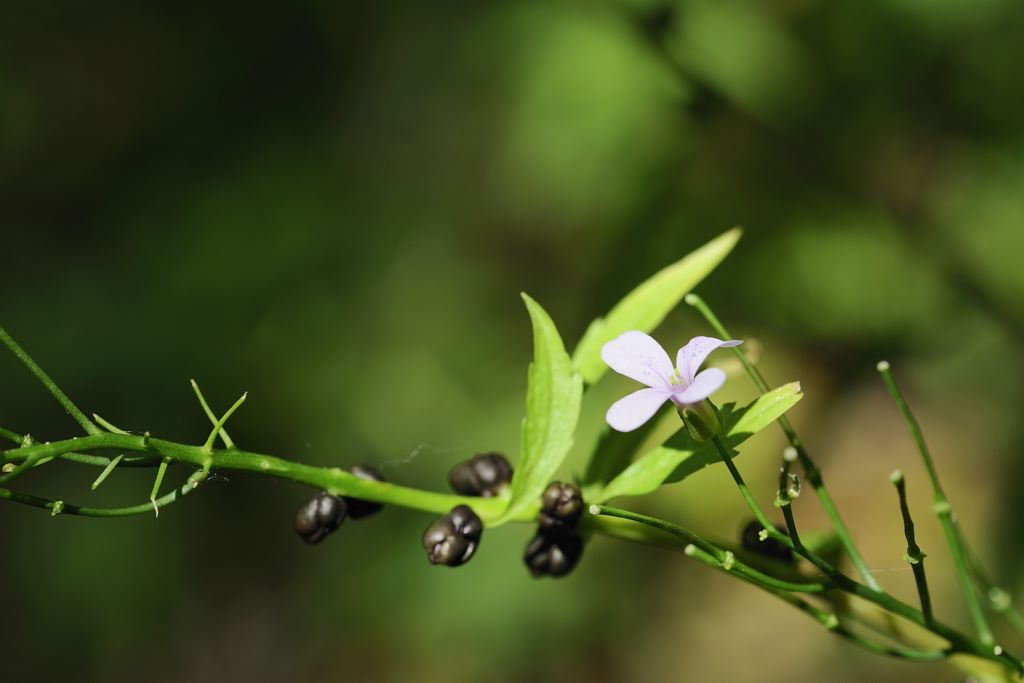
[878, 361, 994, 647]
[0, 426, 22, 444]
[711, 433, 787, 543]
[0, 326, 101, 436]
[203, 391, 246, 452]
[1, 434, 522, 523]
[191, 380, 235, 449]
[686, 294, 882, 591]
[591, 502, 1022, 675]
[768, 588, 946, 662]
[91, 454, 124, 490]
[0, 476, 204, 517]
[891, 469, 934, 623]
[591, 504, 830, 593]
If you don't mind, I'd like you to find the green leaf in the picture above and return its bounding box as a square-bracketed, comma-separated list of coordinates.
[580, 403, 673, 499]
[497, 294, 583, 524]
[571, 228, 742, 386]
[594, 382, 802, 502]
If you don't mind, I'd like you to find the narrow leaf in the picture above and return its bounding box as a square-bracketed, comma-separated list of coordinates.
[497, 294, 583, 524]
[595, 382, 802, 502]
[581, 403, 673, 499]
[572, 228, 742, 386]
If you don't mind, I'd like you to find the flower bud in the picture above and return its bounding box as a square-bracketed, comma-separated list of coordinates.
[422, 504, 483, 566]
[740, 520, 793, 563]
[293, 493, 347, 545]
[538, 481, 583, 535]
[524, 531, 584, 578]
[678, 399, 724, 442]
[447, 452, 513, 498]
[344, 464, 386, 519]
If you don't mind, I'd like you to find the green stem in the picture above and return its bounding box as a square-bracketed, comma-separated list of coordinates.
[1, 427, 160, 469]
[0, 326, 101, 436]
[590, 504, 831, 593]
[203, 391, 246, 452]
[715, 435, 842, 584]
[91, 454, 124, 490]
[891, 469, 934, 623]
[711, 433, 787, 543]
[0, 426, 22, 444]
[686, 293, 882, 591]
[191, 380, 235, 449]
[878, 361, 994, 647]
[591, 502, 1022, 675]
[671, 534, 943, 660]
[769, 589, 946, 662]
[0, 476, 204, 517]
[1, 434, 522, 523]
[2, 432, 1020, 675]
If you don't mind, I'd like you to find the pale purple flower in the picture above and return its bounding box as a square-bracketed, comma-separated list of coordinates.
[601, 331, 743, 432]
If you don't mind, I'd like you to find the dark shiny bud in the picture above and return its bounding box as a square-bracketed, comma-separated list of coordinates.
[538, 481, 583, 535]
[293, 493, 347, 545]
[524, 532, 584, 578]
[344, 464, 386, 519]
[422, 504, 483, 566]
[740, 520, 793, 563]
[447, 452, 513, 498]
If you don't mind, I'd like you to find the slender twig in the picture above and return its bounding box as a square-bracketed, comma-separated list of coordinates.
[711, 433, 787, 543]
[1, 426, 159, 469]
[91, 454, 124, 490]
[191, 380, 235, 449]
[1, 429, 1020, 673]
[591, 504, 830, 593]
[591, 502, 1022, 675]
[891, 469, 934, 623]
[0, 433, 517, 521]
[712, 434, 839, 581]
[877, 361, 994, 647]
[0, 426, 22, 444]
[92, 413, 129, 434]
[204, 392, 247, 452]
[149, 458, 170, 517]
[686, 294, 882, 591]
[0, 475, 205, 517]
[679, 537, 945, 660]
[770, 588, 946, 662]
[0, 326, 101, 435]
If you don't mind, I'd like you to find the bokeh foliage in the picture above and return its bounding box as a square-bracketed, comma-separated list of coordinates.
[2, 1, 1023, 681]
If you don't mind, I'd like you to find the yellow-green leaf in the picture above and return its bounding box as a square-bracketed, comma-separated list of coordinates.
[594, 382, 802, 502]
[571, 228, 742, 386]
[496, 294, 583, 524]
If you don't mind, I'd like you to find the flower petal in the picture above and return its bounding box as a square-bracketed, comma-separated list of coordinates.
[600, 331, 674, 389]
[671, 367, 726, 406]
[675, 336, 743, 384]
[605, 387, 671, 432]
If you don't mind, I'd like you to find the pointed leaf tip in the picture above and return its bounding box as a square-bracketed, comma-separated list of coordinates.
[497, 296, 583, 524]
[571, 228, 743, 386]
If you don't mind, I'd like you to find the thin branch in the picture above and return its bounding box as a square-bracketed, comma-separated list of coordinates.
[190, 380, 235, 449]
[685, 294, 883, 591]
[0, 326, 101, 435]
[878, 361, 993, 646]
[204, 392, 247, 452]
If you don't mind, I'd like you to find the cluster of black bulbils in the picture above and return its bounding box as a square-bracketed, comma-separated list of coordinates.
[292, 464, 386, 544]
[424, 452, 586, 578]
[293, 452, 586, 578]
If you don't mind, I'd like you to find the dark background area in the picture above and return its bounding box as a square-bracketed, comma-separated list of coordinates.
[2, 1, 1023, 680]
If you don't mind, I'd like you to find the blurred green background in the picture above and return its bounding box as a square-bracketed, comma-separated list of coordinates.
[2, 0, 1023, 681]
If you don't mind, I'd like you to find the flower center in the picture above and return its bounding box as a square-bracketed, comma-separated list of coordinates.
[669, 368, 687, 388]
